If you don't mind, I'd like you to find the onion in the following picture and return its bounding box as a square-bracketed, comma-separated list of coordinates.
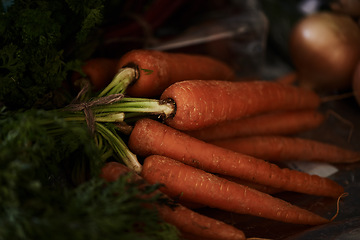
[289, 11, 360, 91]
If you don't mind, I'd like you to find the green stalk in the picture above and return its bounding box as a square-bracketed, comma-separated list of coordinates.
[94, 132, 114, 162]
[93, 98, 174, 118]
[98, 67, 137, 97]
[96, 123, 142, 173]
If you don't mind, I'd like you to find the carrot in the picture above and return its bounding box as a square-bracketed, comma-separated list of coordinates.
[217, 174, 283, 195]
[142, 155, 330, 225]
[128, 118, 344, 198]
[116, 49, 236, 97]
[100, 161, 246, 240]
[209, 135, 360, 163]
[73, 58, 120, 91]
[175, 176, 283, 210]
[160, 80, 321, 131]
[276, 72, 298, 85]
[184, 109, 325, 141]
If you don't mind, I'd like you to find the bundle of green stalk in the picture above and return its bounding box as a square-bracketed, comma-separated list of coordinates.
[0, 82, 180, 240]
[0, 1, 179, 239]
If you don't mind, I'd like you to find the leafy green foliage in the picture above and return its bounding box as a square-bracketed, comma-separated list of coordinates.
[0, 0, 105, 109]
[0, 1, 182, 238]
[0, 108, 180, 240]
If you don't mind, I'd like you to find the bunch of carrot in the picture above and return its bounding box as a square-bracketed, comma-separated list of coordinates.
[74, 49, 359, 240]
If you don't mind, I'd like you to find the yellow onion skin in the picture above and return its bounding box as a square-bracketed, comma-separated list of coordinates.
[289, 11, 360, 91]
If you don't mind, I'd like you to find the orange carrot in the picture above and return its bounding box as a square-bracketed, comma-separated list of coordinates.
[160, 80, 321, 131]
[276, 72, 298, 85]
[73, 58, 120, 91]
[218, 174, 283, 195]
[128, 118, 344, 198]
[184, 110, 325, 141]
[210, 135, 360, 163]
[175, 176, 283, 209]
[117, 49, 236, 97]
[101, 161, 246, 240]
[142, 155, 330, 225]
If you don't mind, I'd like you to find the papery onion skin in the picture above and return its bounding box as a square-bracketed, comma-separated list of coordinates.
[289, 11, 360, 91]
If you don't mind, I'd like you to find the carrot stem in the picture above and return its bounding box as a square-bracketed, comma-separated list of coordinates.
[98, 67, 137, 97]
[92, 98, 174, 118]
[63, 112, 125, 123]
[96, 122, 142, 173]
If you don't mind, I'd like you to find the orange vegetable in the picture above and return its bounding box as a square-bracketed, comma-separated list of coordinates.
[128, 118, 344, 198]
[142, 155, 330, 225]
[276, 72, 298, 85]
[160, 80, 321, 131]
[73, 58, 120, 91]
[100, 161, 246, 240]
[117, 49, 236, 97]
[218, 174, 283, 195]
[209, 135, 360, 163]
[184, 110, 325, 141]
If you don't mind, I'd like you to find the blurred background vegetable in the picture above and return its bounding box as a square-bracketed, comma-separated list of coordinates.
[289, 11, 360, 92]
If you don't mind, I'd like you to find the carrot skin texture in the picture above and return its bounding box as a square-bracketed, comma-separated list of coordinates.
[100, 161, 246, 240]
[142, 155, 330, 225]
[210, 135, 360, 163]
[128, 118, 344, 198]
[218, 174, 283, 195]
[160, 80, 321, 131]
[73, 58, 120, 91]
[117, 49, 236, 97]
[185, 110, 325, 141]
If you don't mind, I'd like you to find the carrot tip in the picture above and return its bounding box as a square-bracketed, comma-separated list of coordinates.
[330, 192, 349, 222]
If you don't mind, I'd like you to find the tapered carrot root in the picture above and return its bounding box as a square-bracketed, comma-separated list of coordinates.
[142, 155, 330, 225]
[160, 80, 321, 131]
[210, 135, 360, 163]
[184, 110, 325, 141]
[128, 118, 344, 198]
[117, 49, 236, 97]
[218, 174, 283, 195]
[100, 161, 246, 240]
